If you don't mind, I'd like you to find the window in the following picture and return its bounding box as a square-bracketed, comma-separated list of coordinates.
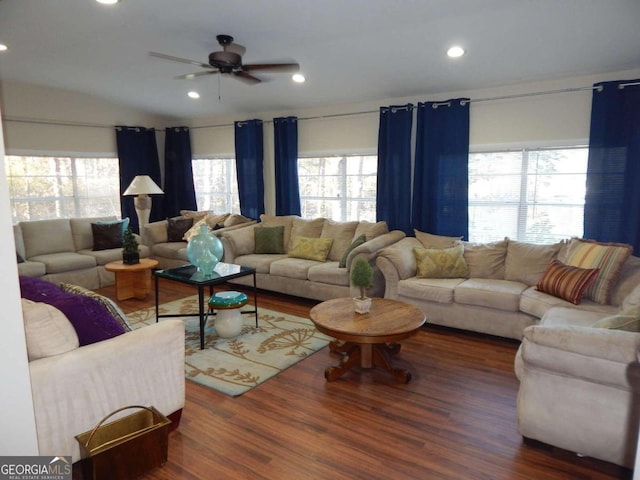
[298, 155, 377, 222]
[192, 157, 240, 213]
[468, 147, 588, 244]
[5, 155, 121, 222]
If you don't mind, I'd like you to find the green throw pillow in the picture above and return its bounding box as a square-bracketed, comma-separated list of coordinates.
[339, 234, 367, 268]
[289, 236, 334, 262]
[413, 244, 469, 278]
[254, 226, 285, 254]
[592, 307, 640, 332]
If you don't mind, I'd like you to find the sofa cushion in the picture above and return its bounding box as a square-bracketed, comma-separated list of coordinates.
[254, 226, 286, 254]
[30, 252, 97, 274]
[270, 257, 317, 280]
[613, 256, 640, 308]
[321, 220, 358, 262]
[536, 259, 600, 305]
[307, 262, 350, 286]
[21, 219, 74, 257]
[234, 254, 287, 274]
[260, 214, 298, 251]
[540, 305, 615, 328]
[288, 236, 333, 261]
[152, 242, 188, 260]
[520, 286, 616, 319]
[21, 299, 79, 361]
[180, 209, 212, 220]
[354, 220, 389, 241]
[414, 229, 462, 249]
[91, 222, 123, 250]
[462, 240, 508, 279]
[291, 217, 325, 241]
[167, 217, 193, 242]
[339, 234, 367, 268]
[18, 260, 47, 277]
[59, 283, 132, 331]
[183, 214, 230, 241]
[398, 277, 465, 304]
[455, 278, 527, 312]
[504, 240, 562, 286]
[563, 238, 633, 304]
[224, 213, 253, 227]
[413, 244, 469, 278]
[592, 307, 640, 332]
[70, 216, 119, 251]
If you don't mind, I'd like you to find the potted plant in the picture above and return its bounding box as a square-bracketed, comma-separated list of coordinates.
[350, 257, 373, 314]
[122, 226, 140, 265]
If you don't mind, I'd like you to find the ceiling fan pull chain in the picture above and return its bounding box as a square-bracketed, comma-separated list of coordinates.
[218, 73, 222, 102]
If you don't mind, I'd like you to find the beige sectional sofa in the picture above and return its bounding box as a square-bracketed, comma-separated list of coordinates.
[376, 232, 640, 467]
[143, 212, 256, 269]
[220, 214, 406, 301]
[14, 216, 150, 289]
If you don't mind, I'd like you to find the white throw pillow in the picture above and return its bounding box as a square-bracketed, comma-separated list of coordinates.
[21, 299, 79, 361]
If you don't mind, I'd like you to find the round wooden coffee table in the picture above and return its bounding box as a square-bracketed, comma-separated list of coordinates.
[105, 258, 158, 301]
[309, 297, 426, 383]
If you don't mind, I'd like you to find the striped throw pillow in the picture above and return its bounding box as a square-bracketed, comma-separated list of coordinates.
[563, 238, 632, 305]
[536, 259, 600, 305]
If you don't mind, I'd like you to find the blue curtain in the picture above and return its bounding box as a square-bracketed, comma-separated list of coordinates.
[164, 127, 197, 218]
[116, 126, 163, 233]
[412, 99, 470, 239]
[585, 80, 640, 253]
[273, 116, 301, 216]
[376, 104, 413, 234]
[234, 119, 265, 219]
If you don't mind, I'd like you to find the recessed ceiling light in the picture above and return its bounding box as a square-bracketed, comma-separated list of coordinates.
[187, 91, 200, 99]
[292, 73, 305, 83]
[447, 46, 465, 58]
[0, 44, 8, 52]
[96, 0, 119, 4]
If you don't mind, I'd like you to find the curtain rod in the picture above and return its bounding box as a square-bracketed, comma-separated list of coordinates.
[3, 81, 638, 131]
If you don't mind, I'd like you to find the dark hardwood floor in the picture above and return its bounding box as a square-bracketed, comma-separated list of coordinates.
[82, 280, 632, 479]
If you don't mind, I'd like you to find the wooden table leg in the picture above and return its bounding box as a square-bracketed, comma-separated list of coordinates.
[372, 344, 412, 383]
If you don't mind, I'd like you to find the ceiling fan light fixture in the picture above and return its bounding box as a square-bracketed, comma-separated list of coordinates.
[447, 46, 465, 58]
[96, 0, 119, 5]
[292, 73, 305, 83]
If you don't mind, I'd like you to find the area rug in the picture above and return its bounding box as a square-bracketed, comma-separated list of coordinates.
[127, 296, 331, 397]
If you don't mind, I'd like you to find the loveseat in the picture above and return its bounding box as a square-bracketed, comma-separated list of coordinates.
[377, 231, 640, 467]
[14, 216, 150, 290]
[143, 211, 256, 269]
[220, 214, 406, 301]
[19, 276, 185, 462]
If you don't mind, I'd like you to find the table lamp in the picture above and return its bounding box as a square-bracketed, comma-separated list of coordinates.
[123, 175, 163, 230]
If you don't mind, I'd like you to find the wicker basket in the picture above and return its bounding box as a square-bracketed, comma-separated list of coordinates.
[75, 405, 171, 480]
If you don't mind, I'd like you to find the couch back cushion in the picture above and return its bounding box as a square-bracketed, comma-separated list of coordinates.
[21, 219, 74, 257]
[504, 240, 563, 286]
[291, 218, 325, 240]
[614, 256, 640, 308]
[354, 220, 389, 241]
[21, 299, 79, 361]
[70, 216, 119, 251]
[414, 229, 462, 249]
[462, 240, 508, 279]
[321, 220, 359, 262]
[260, 214, 298, 251]
[14, 224, 26, 260]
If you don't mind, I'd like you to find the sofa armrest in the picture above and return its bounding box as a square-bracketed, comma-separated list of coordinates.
[213, 220, 257, 237]
[376, 237, 422, 280]
[344, 230, 406, 269]
[519, 324, 640, 388]
[29, 320, 185, 460]
[376, 256, 400, 299]
[220, 224, 258, 262]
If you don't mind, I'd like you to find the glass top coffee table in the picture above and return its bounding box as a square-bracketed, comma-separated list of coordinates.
[153, 262, 258, 349]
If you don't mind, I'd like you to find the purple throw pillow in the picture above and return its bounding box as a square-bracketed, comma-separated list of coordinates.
[19, 276, 125, 346]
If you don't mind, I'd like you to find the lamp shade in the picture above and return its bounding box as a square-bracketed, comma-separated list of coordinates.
[123, 175, 164, 196]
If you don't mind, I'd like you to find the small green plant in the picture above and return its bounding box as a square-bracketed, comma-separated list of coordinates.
[122, 227, 139, 254]
[350, 258, 373, 300]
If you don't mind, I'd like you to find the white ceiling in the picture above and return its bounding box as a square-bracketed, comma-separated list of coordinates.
[1, 0, 639, 120]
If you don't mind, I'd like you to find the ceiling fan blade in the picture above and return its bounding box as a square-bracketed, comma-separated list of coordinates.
[149, 51, 212, 70]
[226, 43, 246, 56]
[174, 70, 219, 80]
[242, 62, 300, 73]
[233, 70, 261, 85]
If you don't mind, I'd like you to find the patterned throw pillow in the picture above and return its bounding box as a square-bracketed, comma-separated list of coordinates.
[59, 283, 132, 331]
[413, 244, 469, 278]
[339, 234, 367, 268]
[167, 217, 193, 242]
[288, 236, 334, 262]
[592, 306, 640, 332]
[91, 222, 123, 250]
[254, 226, 286, 254]
[536, 259, 600, 305]
[563, 238, 632, 304]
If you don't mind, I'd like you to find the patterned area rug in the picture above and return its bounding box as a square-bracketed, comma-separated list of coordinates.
[127, 296, 331, 397]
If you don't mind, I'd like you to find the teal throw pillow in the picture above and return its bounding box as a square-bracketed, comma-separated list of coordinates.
[339, 234, 367, 268]
[254, 226, 285, 254]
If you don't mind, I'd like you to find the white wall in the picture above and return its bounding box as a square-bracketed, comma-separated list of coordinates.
[0, 104, 39, 455]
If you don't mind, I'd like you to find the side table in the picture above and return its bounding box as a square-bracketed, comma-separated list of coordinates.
[105, 258, 159, 301]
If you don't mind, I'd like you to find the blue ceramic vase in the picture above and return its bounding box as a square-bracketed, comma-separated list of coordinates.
[186, 224, 224, 276]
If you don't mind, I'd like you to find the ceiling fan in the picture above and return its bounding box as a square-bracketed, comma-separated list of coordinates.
[150, 34, 300, 85]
